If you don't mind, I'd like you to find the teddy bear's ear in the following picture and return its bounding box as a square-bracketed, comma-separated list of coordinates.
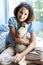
[22, 22, 27, 27]
[21, 22, 25, 27]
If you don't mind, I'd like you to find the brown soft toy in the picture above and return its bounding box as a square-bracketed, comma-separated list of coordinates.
[16, 22, 30, 53]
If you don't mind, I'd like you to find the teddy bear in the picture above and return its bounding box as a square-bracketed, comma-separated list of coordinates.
[16, 22, 30, 53]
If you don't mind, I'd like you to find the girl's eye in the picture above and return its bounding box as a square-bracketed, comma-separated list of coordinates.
[25, 13, 27, 15]
[19, 11, 23, 14]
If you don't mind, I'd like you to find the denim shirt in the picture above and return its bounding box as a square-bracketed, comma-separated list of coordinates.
[6, 17, 34, 46]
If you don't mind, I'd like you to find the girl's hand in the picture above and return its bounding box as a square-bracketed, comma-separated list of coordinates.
[13, 53, 24, 63]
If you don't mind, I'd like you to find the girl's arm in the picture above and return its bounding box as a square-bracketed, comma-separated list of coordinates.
[9, 27, 29, 46]
[21, 32, 36, 56]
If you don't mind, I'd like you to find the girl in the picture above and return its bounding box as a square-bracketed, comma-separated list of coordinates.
[0, 2, 36, 65]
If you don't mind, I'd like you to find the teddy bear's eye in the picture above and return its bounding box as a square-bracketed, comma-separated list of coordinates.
[23, 25, 25, 27]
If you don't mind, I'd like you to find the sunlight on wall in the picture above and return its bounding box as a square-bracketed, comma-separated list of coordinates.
[9, 0, 21, 17]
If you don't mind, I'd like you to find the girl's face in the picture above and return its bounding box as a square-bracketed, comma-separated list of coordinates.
[17, 7, 29, 22]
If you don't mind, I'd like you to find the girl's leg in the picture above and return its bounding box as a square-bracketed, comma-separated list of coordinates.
[0, 46, 15, 65]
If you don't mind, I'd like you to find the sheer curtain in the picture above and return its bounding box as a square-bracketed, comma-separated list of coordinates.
[0, 0, 8, 24]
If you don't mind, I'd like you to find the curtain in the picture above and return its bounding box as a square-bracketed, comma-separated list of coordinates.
[0, 0, 8, 24]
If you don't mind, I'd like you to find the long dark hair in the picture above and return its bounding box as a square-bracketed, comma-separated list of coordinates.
[14, 2, 35, 23]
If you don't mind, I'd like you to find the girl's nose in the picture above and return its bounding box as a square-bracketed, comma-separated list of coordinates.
[21, 14, 24, 18]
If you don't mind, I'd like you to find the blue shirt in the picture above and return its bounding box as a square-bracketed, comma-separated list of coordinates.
[6, 17, 34, 46]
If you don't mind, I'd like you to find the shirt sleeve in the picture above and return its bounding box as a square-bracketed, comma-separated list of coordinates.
[27, 23, 34, 33]
[8, 17, 17, 29]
